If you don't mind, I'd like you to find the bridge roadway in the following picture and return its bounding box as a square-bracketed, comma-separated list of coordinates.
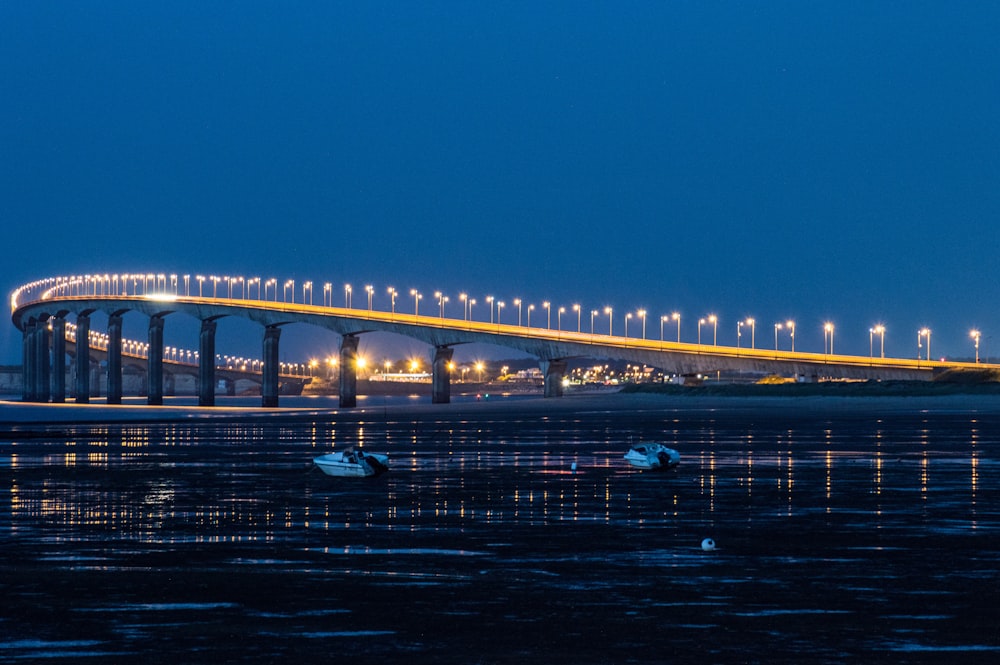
[11, 283, 988, 408]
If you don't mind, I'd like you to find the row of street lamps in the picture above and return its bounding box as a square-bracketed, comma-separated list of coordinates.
[20, 274, 988, 362]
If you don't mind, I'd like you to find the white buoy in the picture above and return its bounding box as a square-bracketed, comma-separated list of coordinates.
[701, 538, 716, 552]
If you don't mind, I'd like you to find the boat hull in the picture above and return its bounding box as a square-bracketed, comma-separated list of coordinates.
[314, 451, 389, 477]
[624, 444, 680, 471]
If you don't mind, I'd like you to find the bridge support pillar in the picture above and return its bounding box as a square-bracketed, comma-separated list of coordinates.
[432, 346, 454, 404]
[75, 314, 91, 404]
[34, 319, 51, 403]
[21, 321, 35, 402]
[147, 316, 165, 406]
[198, 319, 217, 407]
[22, 321, 36, 402]
[52, 317, 66, 403]
[540, 359, 568, 398]
[106, 315, 123, 405]
[339, 334, 359, 408]
[262, 326, 281, 407]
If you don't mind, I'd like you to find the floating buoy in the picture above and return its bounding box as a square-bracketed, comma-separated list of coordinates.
[701, 538, 716, 552]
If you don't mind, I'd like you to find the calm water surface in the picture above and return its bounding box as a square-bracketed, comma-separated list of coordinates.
[2, 396, 999, 663]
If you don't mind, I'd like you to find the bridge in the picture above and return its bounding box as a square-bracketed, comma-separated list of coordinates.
[10, 273, 989, 408]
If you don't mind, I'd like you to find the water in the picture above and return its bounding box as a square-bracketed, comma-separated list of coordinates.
[2, 395, 999, 663]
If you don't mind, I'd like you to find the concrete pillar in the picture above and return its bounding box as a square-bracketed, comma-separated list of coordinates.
[22, 321, 35, 402]
[432, 346, 454, 404]
[106, 315, 123, 405]
[339, 334, 359, 408]
[147, 316, 165, 406]
[34, 321, 51, 403]
[75, 314, 91, 404]
[262, 325, 281, 407]
[198, 319, 217, 407]
[540, 359, 568, 398]
[51, 317, 66, 403]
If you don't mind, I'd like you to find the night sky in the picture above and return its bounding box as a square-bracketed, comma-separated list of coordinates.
[3, 3, 999, 365]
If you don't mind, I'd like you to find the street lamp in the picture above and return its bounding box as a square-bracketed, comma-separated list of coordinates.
[870, 324, 886, 358]
[366, 285, 374, 311]
[591, 309, 598, 334]
[558, 306, 565, 330]
[971, 329, 982, 363]
[344, 283, 352, 308]
[497, 300, 505, 324]
[387, 287, 397, 314]
[514, 298, 523, 326]
[774, 322, 783, 350]
[435, 291, 445, 317]
[605, 306, 613, 335]
[638, 309, 647, 339]
[918, 327, 931, 361]
[459, 293, 469, 320]
[486, 296, 495, 323]
[660, 315, 668, 341]
[573, 304, 581, 332]
[544, 301, 551, 329]
[737, 320, 743, 349]
[824, 322, 835, 354]
[673, 312, 681, 343]
[709, 314, 718, 345]
[786, 320, 795, 352]
[625, 312, 632, 338]
[527, 303, 534, 327]
[746, 318, 755, 348]
[410, 289, 422, 315]
[698, 318, 705, 345]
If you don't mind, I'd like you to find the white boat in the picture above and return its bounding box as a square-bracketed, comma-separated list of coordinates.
[314, 449, 389, 477]
[623, 443, 680, 471]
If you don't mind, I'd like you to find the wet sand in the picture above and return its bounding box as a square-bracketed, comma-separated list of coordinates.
[2, 393, 999, 662]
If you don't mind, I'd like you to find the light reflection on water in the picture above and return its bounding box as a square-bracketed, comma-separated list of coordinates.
[1, 403, 999, 662]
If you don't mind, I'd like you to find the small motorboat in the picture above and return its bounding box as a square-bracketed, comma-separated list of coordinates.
[314, 448, 389, 477]
[623, 443, 680, 471]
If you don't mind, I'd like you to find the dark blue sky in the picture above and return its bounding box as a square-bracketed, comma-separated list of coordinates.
[3, 2, 999, 364]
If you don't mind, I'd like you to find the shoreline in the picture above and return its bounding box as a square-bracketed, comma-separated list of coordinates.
[5, 388, 1000, 425]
